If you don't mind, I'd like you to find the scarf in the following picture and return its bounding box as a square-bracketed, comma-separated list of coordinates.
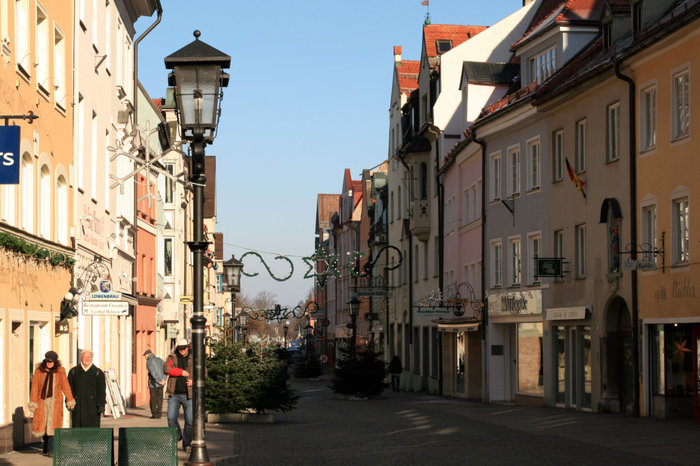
[40, 368, 55, 400]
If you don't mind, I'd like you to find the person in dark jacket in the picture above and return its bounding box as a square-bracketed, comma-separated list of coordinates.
[165, 338, 193, 452]
[67, 350, 106, 427]
[144, 349, 166, 419]
[388, 355, 402, 392]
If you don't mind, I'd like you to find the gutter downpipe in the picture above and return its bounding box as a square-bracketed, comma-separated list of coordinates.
[473, 127, 488, 403]
[133, 1, 163, 129]
[615, 60, 639, 417]
[433, 130, 444, 397]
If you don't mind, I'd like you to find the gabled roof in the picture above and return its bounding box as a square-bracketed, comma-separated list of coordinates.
[316, 194, 341, 234]
[397, 60, 420, 95]
[423, 24, 488, 58]
[513, 0, 602, 50]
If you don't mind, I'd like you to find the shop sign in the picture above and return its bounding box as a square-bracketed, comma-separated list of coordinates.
[82, 300, 129, 315]
[413, 306, 452, 319]
[0, 126, 20, 184]
[546, 306, 587, 320]
[488, 290, 542, 317]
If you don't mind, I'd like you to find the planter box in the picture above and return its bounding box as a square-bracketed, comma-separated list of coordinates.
[207, 413, 275, 424]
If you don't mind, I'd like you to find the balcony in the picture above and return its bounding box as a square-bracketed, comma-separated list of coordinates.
[410, 200, 430, 242]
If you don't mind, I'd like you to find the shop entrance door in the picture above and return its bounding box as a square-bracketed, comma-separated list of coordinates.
[694, 324, 700, 422]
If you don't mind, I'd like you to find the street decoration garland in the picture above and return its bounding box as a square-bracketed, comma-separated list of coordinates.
[302, 247, 341, 281]
[0, 231, 75, 268]
[239, 251, 294, 282]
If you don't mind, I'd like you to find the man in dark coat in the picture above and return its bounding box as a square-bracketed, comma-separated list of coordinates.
[165, 338, 193, 452]
[67, 350, 106, 427]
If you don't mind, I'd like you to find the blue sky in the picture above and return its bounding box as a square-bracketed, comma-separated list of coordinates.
[135, 0, 523, 307]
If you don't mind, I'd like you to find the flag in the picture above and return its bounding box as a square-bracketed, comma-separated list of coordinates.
[421, 0, 429, 5]
[565, 157, 586, 199]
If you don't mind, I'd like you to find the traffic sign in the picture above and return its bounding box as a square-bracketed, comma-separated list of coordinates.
[319, 354, 328, 363]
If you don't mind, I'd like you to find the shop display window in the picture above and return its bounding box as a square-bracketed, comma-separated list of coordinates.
[651, 324, 693, 396]
[518, 322, 543, 394]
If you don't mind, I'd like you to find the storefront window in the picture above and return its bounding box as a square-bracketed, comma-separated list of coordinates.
[518, 322, 543, 394]
[555, 326, 565, 404]
[582, 326, 592, 409]
[651, 324, 693, 396]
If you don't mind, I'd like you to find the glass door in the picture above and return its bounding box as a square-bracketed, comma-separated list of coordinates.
[555, 326, 566, 405]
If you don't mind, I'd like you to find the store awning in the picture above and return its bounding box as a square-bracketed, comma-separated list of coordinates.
[434, 318, 480, 333]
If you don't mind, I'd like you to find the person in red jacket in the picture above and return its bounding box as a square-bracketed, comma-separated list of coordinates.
[164, 338, 192, 452]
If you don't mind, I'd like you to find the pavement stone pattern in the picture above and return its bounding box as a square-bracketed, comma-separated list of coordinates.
[1, 376, 699, 465]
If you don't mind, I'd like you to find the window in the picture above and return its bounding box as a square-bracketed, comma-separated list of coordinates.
[672, 69, 690, 140]
[436, 39, 452, 54]
[39, 165, 50, 239]
[21, 153, 33, 233]
[419, 163, 428, 200]
[527, 138, 540, 191]
[640, 86, 656, 151]
[553, 230, 563, 259]
[105, 2, 111, 72]
[77, 96, 85, 188]
[575, 224, 586, 277]
[606, 102, 620, 162]
[15, 0, 30, 75]
[163, 237, 173, 277]
[529, 47, 555, 84]
[424, 242, 429, 280]
[575, 120, 586, 172]
[2, 185, 16, 224]
[642, 204, 657, 265]
[397, 186, 402, 219]
[463, 189, 470, 226]
[672, 197, 689, 265]
[1, 0, 9, 48]
[414, 245, 419, 283]
[607, 208, 621, 274]
[164, 163, 174, 203]
[633, 1, 643, 34]
[56, 175, 68, 244]
[79, 0, 86, 28]
[491, 241, 502, 287]
[507, 145, 520, 197]
[490, 153, 501, 202]
[603, 21, 612, 49]
[509, 237, 521, 286]
[528, 234, 541, 284]
[433, 236, 439, 278]
[92, 0, 99, 49]
[54, 26, 66, 109]
[552, 130, 563, 181]
[35, 3, 49, 95]
[91, 112, 98, 196]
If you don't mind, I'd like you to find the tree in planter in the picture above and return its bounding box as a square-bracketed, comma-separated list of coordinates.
[205, 341, 299, 414]
[330, 347, 387, 398]
[294, 352, 323, 379]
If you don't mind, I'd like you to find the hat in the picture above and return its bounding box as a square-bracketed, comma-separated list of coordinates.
[176, 338, 189, 349]
[44, 351, 59, 362]
[143, 349, 152, 356]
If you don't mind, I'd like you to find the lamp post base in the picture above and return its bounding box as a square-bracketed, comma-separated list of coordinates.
[186, 444, 213, 466]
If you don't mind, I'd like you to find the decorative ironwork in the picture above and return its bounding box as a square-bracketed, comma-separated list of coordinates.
[239, 251, 294, 281]
[350, 245, 402, 278]
[618, 232, 666, 273]
[0, 111, 38, 125]
[60, 258, 112, 320]
[415, 281, 484, 319]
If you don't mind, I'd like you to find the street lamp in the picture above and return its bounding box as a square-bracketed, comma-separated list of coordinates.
[223, 255, 243, 343]
[165, 30, 230, 466]
[283, 322, 289, 348]
[347, 296, 361, 359]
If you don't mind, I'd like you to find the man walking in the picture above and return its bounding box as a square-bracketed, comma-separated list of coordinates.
[165, 338, 193, 452]
[144, 349, 166, 419]
[67, 350, 106, 427]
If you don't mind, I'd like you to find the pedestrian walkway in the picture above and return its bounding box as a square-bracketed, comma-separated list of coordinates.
[0, 403, 235, 465]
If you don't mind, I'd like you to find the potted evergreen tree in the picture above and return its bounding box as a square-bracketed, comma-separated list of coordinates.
[330, 348, 387, 399]
[205, 341, 298, 423]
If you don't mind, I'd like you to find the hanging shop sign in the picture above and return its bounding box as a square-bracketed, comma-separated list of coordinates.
[0, 126, 20, 184]
[413, 306, 452, 319]
[82, 300, 129, 316]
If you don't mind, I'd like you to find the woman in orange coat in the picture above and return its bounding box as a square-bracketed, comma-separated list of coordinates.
[28, 351, 75, 457]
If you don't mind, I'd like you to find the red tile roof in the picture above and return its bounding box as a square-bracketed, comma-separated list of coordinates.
[152, 98, 165, 109]
[423, 24, 488, 58]
[513, 0, 603, 49]
[478, 81, 539, 119]
[397, 60, 420, 95]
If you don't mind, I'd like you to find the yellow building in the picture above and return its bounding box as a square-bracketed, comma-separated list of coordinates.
[629, 3, 700, 419]
[0, 0, 74, 450]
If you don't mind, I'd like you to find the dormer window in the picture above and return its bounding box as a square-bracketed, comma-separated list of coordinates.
[529, 47, 556, 84]
[436, 40, 452, 54]
[603, 21, 613, 49]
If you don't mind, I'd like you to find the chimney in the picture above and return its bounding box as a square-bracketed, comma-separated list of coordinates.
[393, 45, 402, 65]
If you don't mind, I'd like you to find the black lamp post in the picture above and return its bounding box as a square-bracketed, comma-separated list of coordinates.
[165, 30, 230, 466]
[347, 296, 360, 359]
[283, 322, 289, 348]
[223, 255, 243, 343]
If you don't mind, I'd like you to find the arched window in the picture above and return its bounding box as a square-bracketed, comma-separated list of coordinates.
[56, 175, 68, 244]
[21, 153, 34, 233]
[39, 164, 51, 238]
[1, 184, 16, 225]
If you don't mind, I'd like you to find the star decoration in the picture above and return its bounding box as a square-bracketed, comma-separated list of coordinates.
[673, 339, 691, 360]
[108, 120, 187, 208]
[303, 247, 340, 283]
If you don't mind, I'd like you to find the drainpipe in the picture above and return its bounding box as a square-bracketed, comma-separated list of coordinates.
[435, 136, 444, 396]
[615, 60, 639, 417]
[132, 1, 163, 126]
[473, 128, 488, 403]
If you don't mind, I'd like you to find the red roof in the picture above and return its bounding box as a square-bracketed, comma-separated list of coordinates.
[152, 98, 165, 109]
[513, 0, 602, 49]
[423, 24, 487, 58]
[397, 60, 420, 95]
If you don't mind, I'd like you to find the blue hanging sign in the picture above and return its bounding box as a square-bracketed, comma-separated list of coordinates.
[0, 126, 20, 184]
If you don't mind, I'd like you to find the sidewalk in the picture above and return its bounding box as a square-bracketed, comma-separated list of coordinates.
[0, 404, 236, 466]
